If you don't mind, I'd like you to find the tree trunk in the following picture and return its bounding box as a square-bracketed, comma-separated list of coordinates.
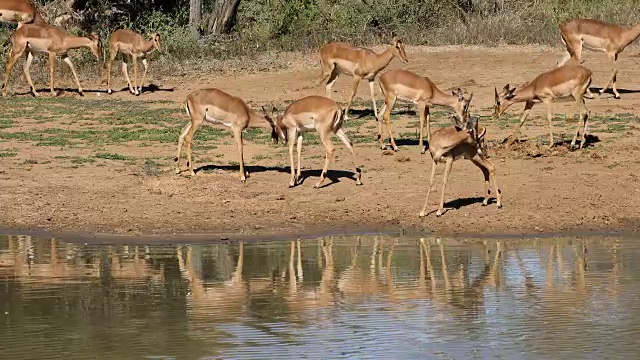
[207, 0, 241, 35]
[189, 0, 202, 37]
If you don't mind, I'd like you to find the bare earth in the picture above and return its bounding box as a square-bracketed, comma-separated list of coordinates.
[1, 45, 639, 240]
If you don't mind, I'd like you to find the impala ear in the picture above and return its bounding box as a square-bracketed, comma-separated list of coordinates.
[271, 106, 279, 116]
[503, 84, 510, 92]
[391, 31, 398, 43]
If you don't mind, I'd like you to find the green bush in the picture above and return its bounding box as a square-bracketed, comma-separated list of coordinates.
[1, 0, 639, 67]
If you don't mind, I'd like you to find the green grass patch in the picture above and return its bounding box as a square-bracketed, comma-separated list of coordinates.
[95, 152, 133, 161]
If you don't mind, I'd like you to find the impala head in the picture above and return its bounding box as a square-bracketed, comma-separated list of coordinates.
[391, 32, 408, 63]
[267, 106, 288, 144]
[453, 112, 486, 152]
[494, 84, 517, 119]
[261, 106, 279, 144]
[88, 33, 101, 61]
[149, 32, 162, 52]
[450, 88, 473, 127]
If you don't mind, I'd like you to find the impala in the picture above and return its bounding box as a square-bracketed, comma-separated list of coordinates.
[317, 33, 408, 120]
[494, 64, 592, 149]
[378, 69, 473, 152]
[419, 113, 502, 218]
[174, 88, 277, 182]
[2, 23, 100, 97]
[558, 18, 640, 99]
[103, 29, 162, 96]
[272, 95, 363, 189]
[0, 0, 44, 27]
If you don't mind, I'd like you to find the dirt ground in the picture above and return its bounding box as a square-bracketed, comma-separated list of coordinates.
[1, 44, 639, 240]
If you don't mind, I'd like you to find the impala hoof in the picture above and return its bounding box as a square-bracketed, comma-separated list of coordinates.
[497, 204, 503, 209]
[189, 171, 196, 177]
[107, 89, 112, 95]
[419, 211, 426, 217]
[436, 210, 444, 217]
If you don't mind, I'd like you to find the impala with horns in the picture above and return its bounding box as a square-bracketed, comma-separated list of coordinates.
[377, 69, 473, 152]
[419, 113, 502, 218]
[272, 95, 362, 189]
[0, 0, 45, 27]
[2, 23, 100, 97]
[558, 18, 640, 99]
[175, 88, 277, 182]
[494, 64, 592, 150]
[103, 29, 162, 96]
[317, 33, 408, 120]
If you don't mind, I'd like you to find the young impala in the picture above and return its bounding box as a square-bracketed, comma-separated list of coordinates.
[2, 23, 100, 97]
[103, 29, 162, 96]
[272, 95, 363, 189]
[318, 33, 408, 120]
[558, 18, 640, 99]
[494, 64, 592, 149]
[420, 113, 502, 218]
[378, 69, 473, 153]
[0, 0, 45, 27]
[175, 88, 277, 182]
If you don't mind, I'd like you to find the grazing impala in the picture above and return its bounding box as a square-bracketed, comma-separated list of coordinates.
[175, 88, 277, 182]
[378, 69, 473, 152]
[419, 113, 502, 218]
[558, 18, 640, 99]
[0, 0, 45, 27]
[317, 33, 408, 120]
[103, 29, 161, 96]
[494, 64, 592, 149]
[272, 95, 363, 189]
[2, 23, 100, 97]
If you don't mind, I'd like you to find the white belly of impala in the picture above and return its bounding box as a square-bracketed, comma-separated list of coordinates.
[205, 114, 232, 127]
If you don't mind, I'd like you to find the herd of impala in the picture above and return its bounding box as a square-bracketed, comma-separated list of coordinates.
[2, 0, 640, 218]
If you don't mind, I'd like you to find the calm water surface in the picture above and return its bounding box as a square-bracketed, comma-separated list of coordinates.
[1, 235, 639, 359]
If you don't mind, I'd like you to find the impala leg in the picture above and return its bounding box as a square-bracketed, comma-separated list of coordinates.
[437, 157, 454, 217]
[2, 45, 25, 97]
[121, 56, 135, 94]
[335, 128, 362, 186]
[138, 58, 149, 94]
[175, 121, 192, 174]
[233, 127, 247, 183]
[543, 99, 555, 148]
[571, 95, 590, 149]
[105, 49, 117, 94]
[505, 100, 534, 145]
[368, 80, 378, 119]
[380, 96, 396, 150]
[296, 132, 303, 182]
[343, 76, 361, 120]
[599, 52, 620, 99]
[324, 68, 338, 99]
[23, 51, 38, 97]
[62, 55, 83, 96]
[419, 159, 438, 217]
[288, 128, 298, 188]
[314, 129, 335, 189]
[184, 120, 200, 177]
[48, 52, 55, 96]
[418, 102, 428, 153]
[384, 103, 398, 152]
[132, 55, 140, 96]
[471, 154, 502, 208]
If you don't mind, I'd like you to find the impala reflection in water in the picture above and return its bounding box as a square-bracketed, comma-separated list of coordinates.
[0, 235, 639, 359]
